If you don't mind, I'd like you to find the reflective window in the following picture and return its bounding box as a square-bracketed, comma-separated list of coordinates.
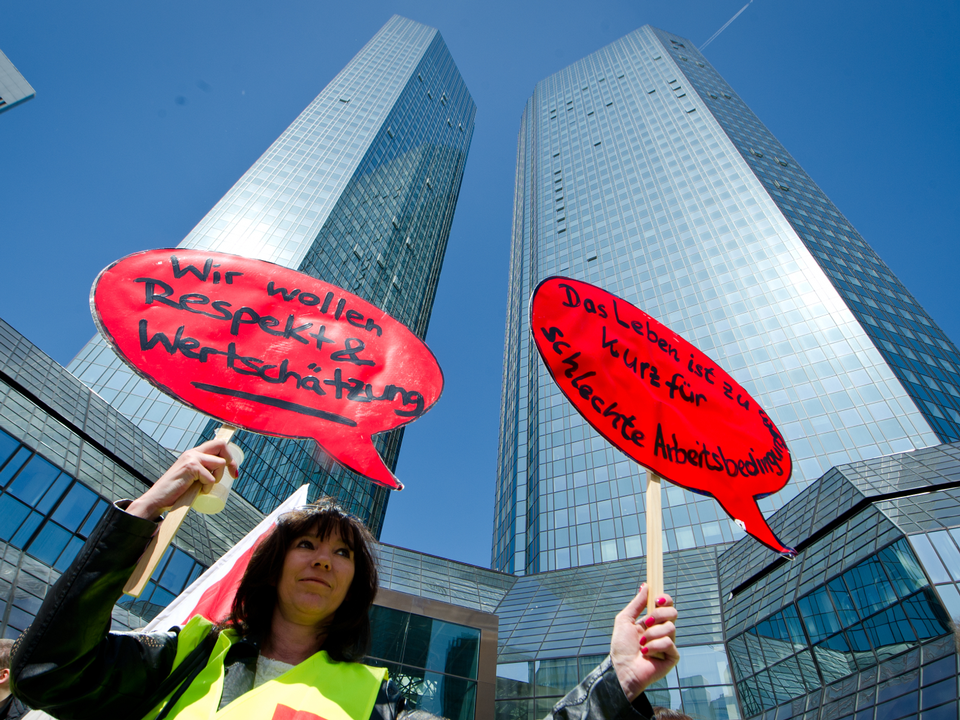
[368, 605, 481, 720]
[0, 430, 206, 625]
[676, 644, 731, 687]
[797, 587, 841, 643]
[729, 537, 952, 712]
[879, 539, 928, 594]
[813, 633, 857, 683]
[840, 557, 898, 617]
[0, 437, 107, 572]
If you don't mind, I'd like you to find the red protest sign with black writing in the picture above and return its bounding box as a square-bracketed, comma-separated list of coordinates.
[92, 249, 444, 490]
[531, 277, 794, 555]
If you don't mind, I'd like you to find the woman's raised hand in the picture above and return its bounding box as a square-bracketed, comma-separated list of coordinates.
[126, 439, 239, 520]
[610, 584, 680, 702]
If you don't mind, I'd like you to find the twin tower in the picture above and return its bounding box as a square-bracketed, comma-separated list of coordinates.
[72, 15, 960, 567]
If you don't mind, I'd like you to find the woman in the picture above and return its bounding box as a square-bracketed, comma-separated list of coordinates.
[12, 440, 679, 719]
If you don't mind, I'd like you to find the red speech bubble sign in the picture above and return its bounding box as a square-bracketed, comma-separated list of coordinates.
[531, 277, 794, 555]
[93, 249, 445, 490]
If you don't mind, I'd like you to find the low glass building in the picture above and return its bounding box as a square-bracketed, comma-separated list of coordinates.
[2, 316, 958, 718]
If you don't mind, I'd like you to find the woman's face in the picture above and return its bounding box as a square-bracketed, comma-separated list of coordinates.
[275, 527, 356, 627]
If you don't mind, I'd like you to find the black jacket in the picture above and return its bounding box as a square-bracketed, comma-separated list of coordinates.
[12, 502, 654, 719]
[0, 694, 30, 720]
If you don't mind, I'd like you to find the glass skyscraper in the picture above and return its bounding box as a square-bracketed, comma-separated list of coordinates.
[494, 25, 960, 575]
[68, 15, 475, 533]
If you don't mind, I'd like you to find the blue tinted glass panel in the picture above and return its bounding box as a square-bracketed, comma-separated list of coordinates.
[369, 605, 407, 662]
[0, 430, 18, 467]
[495, 699, 533, 720]
[147, 585, 175, 607]
[921, 677, 956, 711]
[51, 483, 97, 532]
[534, 658, 578, 695]
[797, 587, 841, 643]
[10, 510, 43, 547]
[910, 534, 951, 583]
[755, 615, 793, 664]
[842, 557, 898, 618]
[879, 539, 928, 595]
[427, 621, 480, 679]
[402, 614, 434, 669]
[902, 588, 952, 640]
[186, 563, 203, 586]
[861, 604, 914, 662]
[743, 628, 765, 673]
[736, 677, 763, 718]
[79, 498, 109, 538]
[36, 473, 71, 515]
[827, 577, 859, 627]
[158, 549, 194, 593]
[928, 531, 960, 582]
[0, 494, 31, 542]
[676, 645, 729, 687]
[496, 662, 534, 699]
[0, 447, 31, 487]
[753, 669, 776, 711]
[54, 535, 85, 572]
[726, 634, 753, 680]
[814, 633, 857, 683]
[781, 605, 806, 647]
[795, 650, 820, 692]
[768, 656, 805, 704]
[7, 455, 61, 506]
[152, 545, 174, 581]
[27, 521, 72, 565]
[844, 624, 877, 670]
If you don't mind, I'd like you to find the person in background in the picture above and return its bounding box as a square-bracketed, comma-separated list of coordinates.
[0, 640, 29, 720]
[12, 440, 679, 719]
[651, 708, 693, 720]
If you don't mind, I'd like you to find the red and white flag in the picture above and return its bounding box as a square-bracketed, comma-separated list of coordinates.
[145, 485, 310, 631]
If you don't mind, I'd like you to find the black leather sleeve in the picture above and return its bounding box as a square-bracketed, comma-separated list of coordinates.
[546, 656, 655, 720]
[11, 502, 181, 720]
[373, 658, 654, 720]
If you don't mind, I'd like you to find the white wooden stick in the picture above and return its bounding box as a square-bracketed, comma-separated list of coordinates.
[645, 468, 663, 614]
[123, 425, 237, 597]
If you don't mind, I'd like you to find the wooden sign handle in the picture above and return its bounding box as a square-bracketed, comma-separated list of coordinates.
[645, 468, 663, 615]
[123, 425, 238, 597]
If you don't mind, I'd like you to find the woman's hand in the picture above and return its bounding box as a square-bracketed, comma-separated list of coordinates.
[610, 584, 679, 702]
[126, 439, 238, 520]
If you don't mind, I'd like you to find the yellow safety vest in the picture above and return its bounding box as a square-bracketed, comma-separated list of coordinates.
[145, 617, 387, 720]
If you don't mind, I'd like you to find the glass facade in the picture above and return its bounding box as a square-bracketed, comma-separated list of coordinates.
[494, 24, 959, 576]
[367, 605, 481, 720]
[493, 546, 740, 719]
[0, 316, 266, 636]
[719, 441, 960, 719]
[0, 47, 34, 115]
[68, 15, 476, 534]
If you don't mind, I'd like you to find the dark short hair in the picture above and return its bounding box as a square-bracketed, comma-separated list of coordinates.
[0, 638, 13, 671]
[225, 497, 378, 662]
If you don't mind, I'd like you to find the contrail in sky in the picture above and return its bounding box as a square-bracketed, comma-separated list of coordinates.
[700, 0, 754, 51]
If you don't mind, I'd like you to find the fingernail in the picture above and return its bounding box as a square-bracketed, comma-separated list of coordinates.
[640, 635, 647, 646]
[645, 616, 656, 628]
[657, 597, 666, 607]
[640, 646, 649, 655]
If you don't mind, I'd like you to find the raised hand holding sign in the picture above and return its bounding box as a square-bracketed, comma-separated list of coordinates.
[93, 249, 443, 594]
[531, 278, 794, 605]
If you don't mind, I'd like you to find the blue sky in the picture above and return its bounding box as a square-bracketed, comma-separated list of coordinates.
[2, 1, 957, 567]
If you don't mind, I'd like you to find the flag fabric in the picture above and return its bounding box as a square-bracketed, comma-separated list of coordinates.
[145, 485, 310, 631]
